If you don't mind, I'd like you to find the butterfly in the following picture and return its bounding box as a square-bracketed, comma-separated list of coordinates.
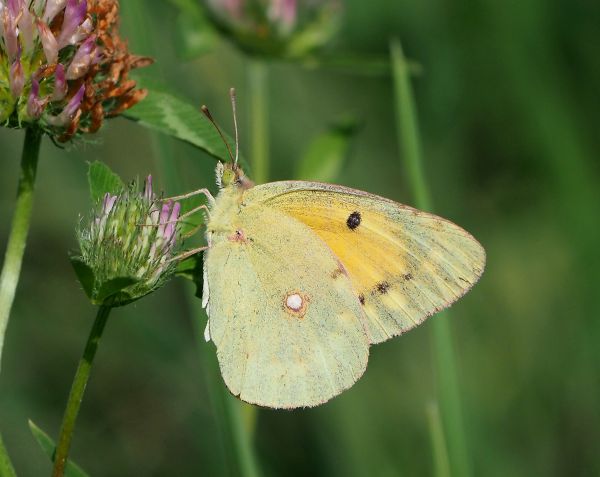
[178, 90, 485, 409]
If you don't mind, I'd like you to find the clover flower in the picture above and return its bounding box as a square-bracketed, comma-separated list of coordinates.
[76, 176, 181, 306]
[204, 0, 341, 59]
[0, 0, 151, 141]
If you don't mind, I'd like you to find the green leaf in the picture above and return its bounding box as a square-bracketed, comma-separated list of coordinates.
[124, 89, 234, 162]
[69, 257, 95, 300]
[95, 276, 139, 304]
[88, 161, 124, 204]
[175, 254, 204, 298]
[28, 420, 89, 477]
[295, 118, 361, 182]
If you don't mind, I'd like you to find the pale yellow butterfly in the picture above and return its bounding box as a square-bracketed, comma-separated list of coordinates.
[177, 90, 485, 409]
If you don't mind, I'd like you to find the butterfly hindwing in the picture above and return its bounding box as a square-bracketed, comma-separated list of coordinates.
[204, 205, 369, 409]
[244, 181, 486, 344]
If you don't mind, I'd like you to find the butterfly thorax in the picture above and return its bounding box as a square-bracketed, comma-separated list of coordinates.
[206, 180, 248, 242]
[207, 163, 255, 238]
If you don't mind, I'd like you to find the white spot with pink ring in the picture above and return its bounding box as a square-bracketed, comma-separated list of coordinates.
[286, 293, 303, 311]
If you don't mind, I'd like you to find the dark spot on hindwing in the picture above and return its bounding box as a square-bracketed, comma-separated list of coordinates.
[331, 267, 344, 279]
[358, 294, 365, 305]
[375, 281, 390, 294]
[403, 273, 413, 281]
[331, 262, 348, 279]
[346, 211, 361, 230]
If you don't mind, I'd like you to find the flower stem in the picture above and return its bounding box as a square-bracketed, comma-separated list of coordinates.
[52, 305, 112, 477]
[225, 394, 260, 477]
[248, 59, 270, 185]
[0, 127, 42, 371]
[194, 304, 260, 477]
[390, 37, 471, 477]
[426, 401, 452, 477]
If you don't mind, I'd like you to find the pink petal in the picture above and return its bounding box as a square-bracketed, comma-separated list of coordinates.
[52, 64, 67, 101]
[37, 20, 59, 64]
[66, 34, 96, 79]
[27, 79, 48, 119]
[9, 58, 24, 97]
[57, 0, 87, 48]
[43, 0, 67, 23]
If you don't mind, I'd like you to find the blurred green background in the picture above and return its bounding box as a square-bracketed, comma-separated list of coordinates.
[1, 0, 599, 475]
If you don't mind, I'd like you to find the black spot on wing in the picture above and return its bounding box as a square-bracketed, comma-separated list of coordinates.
[375, 281, 390, 294]
[346, 211, 361, 230]
[403, 273, 413, 281]
[358, 294, 365, 305]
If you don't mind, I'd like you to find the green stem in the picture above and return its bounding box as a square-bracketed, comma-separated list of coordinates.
[225, 394, 260, 477]
[390, 38, 471, 477]
[389, 41, 431, 210]
[0, 128, 42, 475]
[248, 59, 269, 185]
[190, 285, 261, 477]
[426, 402, 452, 477]
[0, 127, 43, 371]
[52, 305, 112, 477]
[0, 431, 16, 477]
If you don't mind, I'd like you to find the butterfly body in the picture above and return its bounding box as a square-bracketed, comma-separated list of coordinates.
[202, 163, 485, 409]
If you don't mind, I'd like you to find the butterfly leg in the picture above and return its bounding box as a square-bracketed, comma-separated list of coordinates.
[161, 188, 216, 207]
[180, 204, 211, 220]
[181, 223, 205, 240]
[167, 245, 209, 264]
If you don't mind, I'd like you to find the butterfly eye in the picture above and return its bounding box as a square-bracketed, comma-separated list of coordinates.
[221, 168, 236, 186]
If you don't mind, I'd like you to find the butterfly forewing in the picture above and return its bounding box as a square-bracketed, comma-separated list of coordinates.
[244, 182, 486, 344]
[204, 205, 369, 409]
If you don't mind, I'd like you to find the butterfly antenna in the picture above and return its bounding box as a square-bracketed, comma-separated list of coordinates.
[201, 105, 235, 164]
[230, 88, 239, 166]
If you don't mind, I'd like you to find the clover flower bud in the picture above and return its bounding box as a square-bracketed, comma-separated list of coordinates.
[205, 0, 342, 59]
[76, 176, 182, 306]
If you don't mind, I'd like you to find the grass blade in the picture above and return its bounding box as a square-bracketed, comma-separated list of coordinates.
[28, 420, 89, 477]
[390, 37, 471, 477]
